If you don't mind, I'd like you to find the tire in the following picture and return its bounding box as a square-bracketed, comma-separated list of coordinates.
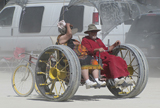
[35, 45, 81, 101]
[58, 45, 81, 100]
[34, 83, 42, 96]
[11, 64, 35, 97]
[107, 44, 145, 98]
[127, 44, 149, 96]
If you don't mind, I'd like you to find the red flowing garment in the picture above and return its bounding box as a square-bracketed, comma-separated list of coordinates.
[81, 36, 130, 79]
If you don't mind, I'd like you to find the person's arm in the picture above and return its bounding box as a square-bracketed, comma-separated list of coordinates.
[82, 38, 108, 55]
[97, 39, 108, 51]
[81, 38, 95, 55]
[93, 48, 105, 53]
[58, 23, 72, 44]
[109, 40, 121, 51]
[73, 39, 80, 45]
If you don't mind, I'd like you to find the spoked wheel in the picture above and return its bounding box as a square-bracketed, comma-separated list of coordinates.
[127, 44, 149, 96]
[107, 44, 148, 98]
[35, 45, 81, 101]
[11, 64, 35, 97]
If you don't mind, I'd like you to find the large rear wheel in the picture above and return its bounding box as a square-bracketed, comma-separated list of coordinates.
[107, 44, 147, 98]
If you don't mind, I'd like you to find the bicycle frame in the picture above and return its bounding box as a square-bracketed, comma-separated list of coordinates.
[19, 52, 38, 66]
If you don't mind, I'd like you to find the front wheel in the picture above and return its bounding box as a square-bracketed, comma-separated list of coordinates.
[35, 45, 81, 101]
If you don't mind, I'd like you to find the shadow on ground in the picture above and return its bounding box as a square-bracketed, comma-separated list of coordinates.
[71, 95, 116, 101]
[26, 94, 117, 102]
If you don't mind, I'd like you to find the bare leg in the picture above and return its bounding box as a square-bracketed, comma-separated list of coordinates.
[81, 69, 89, 81]
[92, 69, 99, 79]
[82, 69, 97, 89]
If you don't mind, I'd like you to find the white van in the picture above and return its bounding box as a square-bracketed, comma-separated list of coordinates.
[0, 0, 129, 58]
[0, 0, 98, 57]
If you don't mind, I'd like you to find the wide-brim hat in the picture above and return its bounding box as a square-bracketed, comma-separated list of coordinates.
[84, 24, 101, 34]
[59, 27, 78, 35]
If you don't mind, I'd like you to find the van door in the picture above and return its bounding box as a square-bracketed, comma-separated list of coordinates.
[0, 6, 15, 57]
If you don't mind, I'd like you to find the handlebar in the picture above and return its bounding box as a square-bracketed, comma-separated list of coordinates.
[18, 52, 39, 57]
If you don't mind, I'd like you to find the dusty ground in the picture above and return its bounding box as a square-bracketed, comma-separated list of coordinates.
[0, 69, 159, 108]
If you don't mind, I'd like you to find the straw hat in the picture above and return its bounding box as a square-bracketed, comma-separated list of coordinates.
[84, 24, 101, 34]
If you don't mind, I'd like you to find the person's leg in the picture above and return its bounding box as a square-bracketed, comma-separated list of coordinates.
[81, 69, 97, 89]
[92, 69, 106, 86]
[92, 69, 99, 79]
[102, 56, 126, 87]
[81, 69, 89, 81]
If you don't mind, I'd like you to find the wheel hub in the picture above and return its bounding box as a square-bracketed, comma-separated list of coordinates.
[127, 65, 134, 75]
[49, 67, 66, 80]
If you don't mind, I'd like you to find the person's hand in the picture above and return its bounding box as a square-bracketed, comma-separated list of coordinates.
[98, 48, 105, 52]
[70, 24, 73, 27]
[66, 23, 71, 26]
[113, 40, 121, 47]
[94, 48, 105, 53]
[109, 40, 121, 51]
[66, 23, 73, 29]
[73, 41, 80, 45]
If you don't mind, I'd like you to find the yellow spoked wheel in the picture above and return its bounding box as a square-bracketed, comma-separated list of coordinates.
[107, 44, 148, 98]
[11, 65, 35, 97]
[35, 45, 81, 101]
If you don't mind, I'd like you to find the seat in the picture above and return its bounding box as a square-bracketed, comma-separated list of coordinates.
[0, 47, 25, 72]
[50, 36, 57, 45]
[14, 47, 25, 59]
[77, 35, 85, 43]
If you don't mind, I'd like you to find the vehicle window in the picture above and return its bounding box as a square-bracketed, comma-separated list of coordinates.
[59, 6, 84, 32]
[19, 6, 44, 33]
[0, 7, 15, 26]
[129, 15, 160, 34]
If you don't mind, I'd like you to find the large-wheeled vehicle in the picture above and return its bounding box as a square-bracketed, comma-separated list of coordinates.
[12, 0, 159, 101]
[35, 43, 148, 101]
